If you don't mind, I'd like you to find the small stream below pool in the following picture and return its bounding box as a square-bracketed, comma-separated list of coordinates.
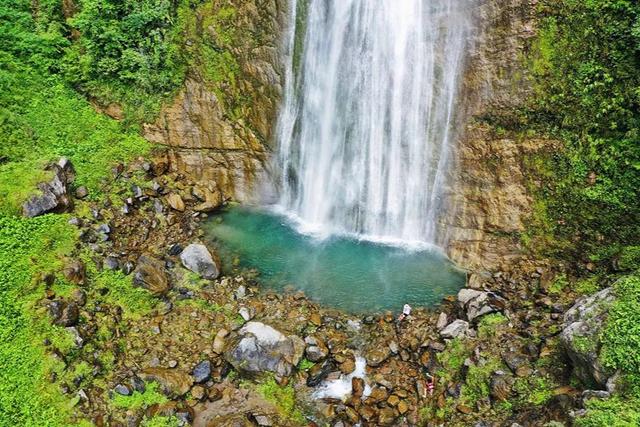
[204, 207, 466, 313]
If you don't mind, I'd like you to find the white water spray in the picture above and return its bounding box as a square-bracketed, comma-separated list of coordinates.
[273, 0, 474, 244]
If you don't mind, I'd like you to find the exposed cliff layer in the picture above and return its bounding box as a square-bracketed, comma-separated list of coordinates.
[144, 0, 287, 200]
[440, 0, 556, 272]
[147, 0, 552, 272]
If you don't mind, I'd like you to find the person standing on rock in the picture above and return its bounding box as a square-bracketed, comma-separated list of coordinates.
[398, 303, 412, 322]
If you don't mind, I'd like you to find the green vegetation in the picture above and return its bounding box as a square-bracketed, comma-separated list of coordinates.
[0, 2, 168, 423]
[112, 382, 168, 411]
[477, 313, 508, 339]
[298, 358, 315, 372]
[436, 338, 469, 384]
[0, 215, 76, 425]
[519, 0, 640, 270]
[513, 375, 555, 406]
[460, 356, 503, 404]
[64, 0, 188, 121]
[575, 273, 640, 424]
[0, 1, 151, 215]
[574, 276, 601, 296]
[547, 274, 568, 295]
[576, 396, 640, 427]
[255, 376, 305, 424]
[140, 416, 181, 427]
[601, 274, 640, 374]
[83, 252, 158, 320]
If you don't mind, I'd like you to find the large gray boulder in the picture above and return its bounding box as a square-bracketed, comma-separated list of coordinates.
[22, 158, 74, 217]
[440, 319, 469, 339]
[561, 287, 616, 388]
[180, 243, 219, 280]
[225, 322, 304, 377]
[457, 288, 506, 322]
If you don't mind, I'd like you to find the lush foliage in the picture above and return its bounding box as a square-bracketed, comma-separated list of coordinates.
[140, 416, 181, 427]
[576, 396, 640, 427]
[477, 313, 508, 339]
[0, 215, 76, 425]
[63, 0, 190, 121]
[0, 1, 150, 215]
[572, 272, 640, 424]
[601, 274, 640, 372]
[525, 0, 640, 269]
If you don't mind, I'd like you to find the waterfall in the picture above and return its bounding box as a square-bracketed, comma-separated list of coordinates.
[272, 0, 474, 245]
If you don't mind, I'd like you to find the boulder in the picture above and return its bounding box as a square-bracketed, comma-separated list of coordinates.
[133, 255, 169, 295]
[191, 360, 212, 384]
[48, 300, 79, 327]
[193, 186, 224, 213]
[440, 320, 469, 339]
[436, 312, 448, 330]
[561, 287, 616, 388]
[22, 160, 74, 217]
[457, 288, 506, 322]
[166, 193, 185, 211]
[212, 328, 229, 354]
[63, 259, 86, 285]
[306, 360, 336, 387]
[180, 243, 219, 280]
[304, 336, 328, 362]
[365, 346, 391, 367]
[140, 368, 193, 397]
[114, 384, 131, 396]
[74, 186, 88, 199]
[490, 371, 513, 401]
[225, 322, 304, 377]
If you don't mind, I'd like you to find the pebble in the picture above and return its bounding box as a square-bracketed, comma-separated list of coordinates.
[114, 384, 131, 396]
[239, 307, 252, 321]
[192, 360, 212, 383]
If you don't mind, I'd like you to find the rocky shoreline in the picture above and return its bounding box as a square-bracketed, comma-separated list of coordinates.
[30, 153, 617, 426]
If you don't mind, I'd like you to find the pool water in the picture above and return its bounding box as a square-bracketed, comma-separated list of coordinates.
[204, 207, 466, 313]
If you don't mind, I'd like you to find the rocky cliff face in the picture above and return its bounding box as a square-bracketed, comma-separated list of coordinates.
[147, 0, 550, 273]
[143, 0, 287, 201]
[439, 0, 556, 272]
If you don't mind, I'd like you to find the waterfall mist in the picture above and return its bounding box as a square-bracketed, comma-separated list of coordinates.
[272, 0, 474, 245]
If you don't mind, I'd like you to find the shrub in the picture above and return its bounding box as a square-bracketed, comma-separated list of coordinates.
[600, 274, 640, 373]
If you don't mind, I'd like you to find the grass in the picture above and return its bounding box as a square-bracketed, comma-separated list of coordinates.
[0, 215, 77, 425]
[460, 356, 503, 404]
[436, 338, 469, 384]
[255, 376, 305, 424]
[112, 382, 168, 411]
[87, 257, 158, 320]
[513, 375, 555, 406]
[575, 276, 601, 295]
[547, 274, 568, 296]
[298, 358, 315, 372]
[477, 313, 508, 339]
[0, 62, 150, 215]
[140, 416, 181, 427]
[600, 274, 640, 373]
[576, 396, 640, 427]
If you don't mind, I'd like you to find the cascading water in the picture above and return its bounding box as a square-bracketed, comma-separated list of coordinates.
[273, 0, 474, 245]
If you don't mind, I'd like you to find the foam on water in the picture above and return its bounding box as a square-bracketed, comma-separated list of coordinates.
[312, 356, 371, 401]
[271, 0, 476, 246]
